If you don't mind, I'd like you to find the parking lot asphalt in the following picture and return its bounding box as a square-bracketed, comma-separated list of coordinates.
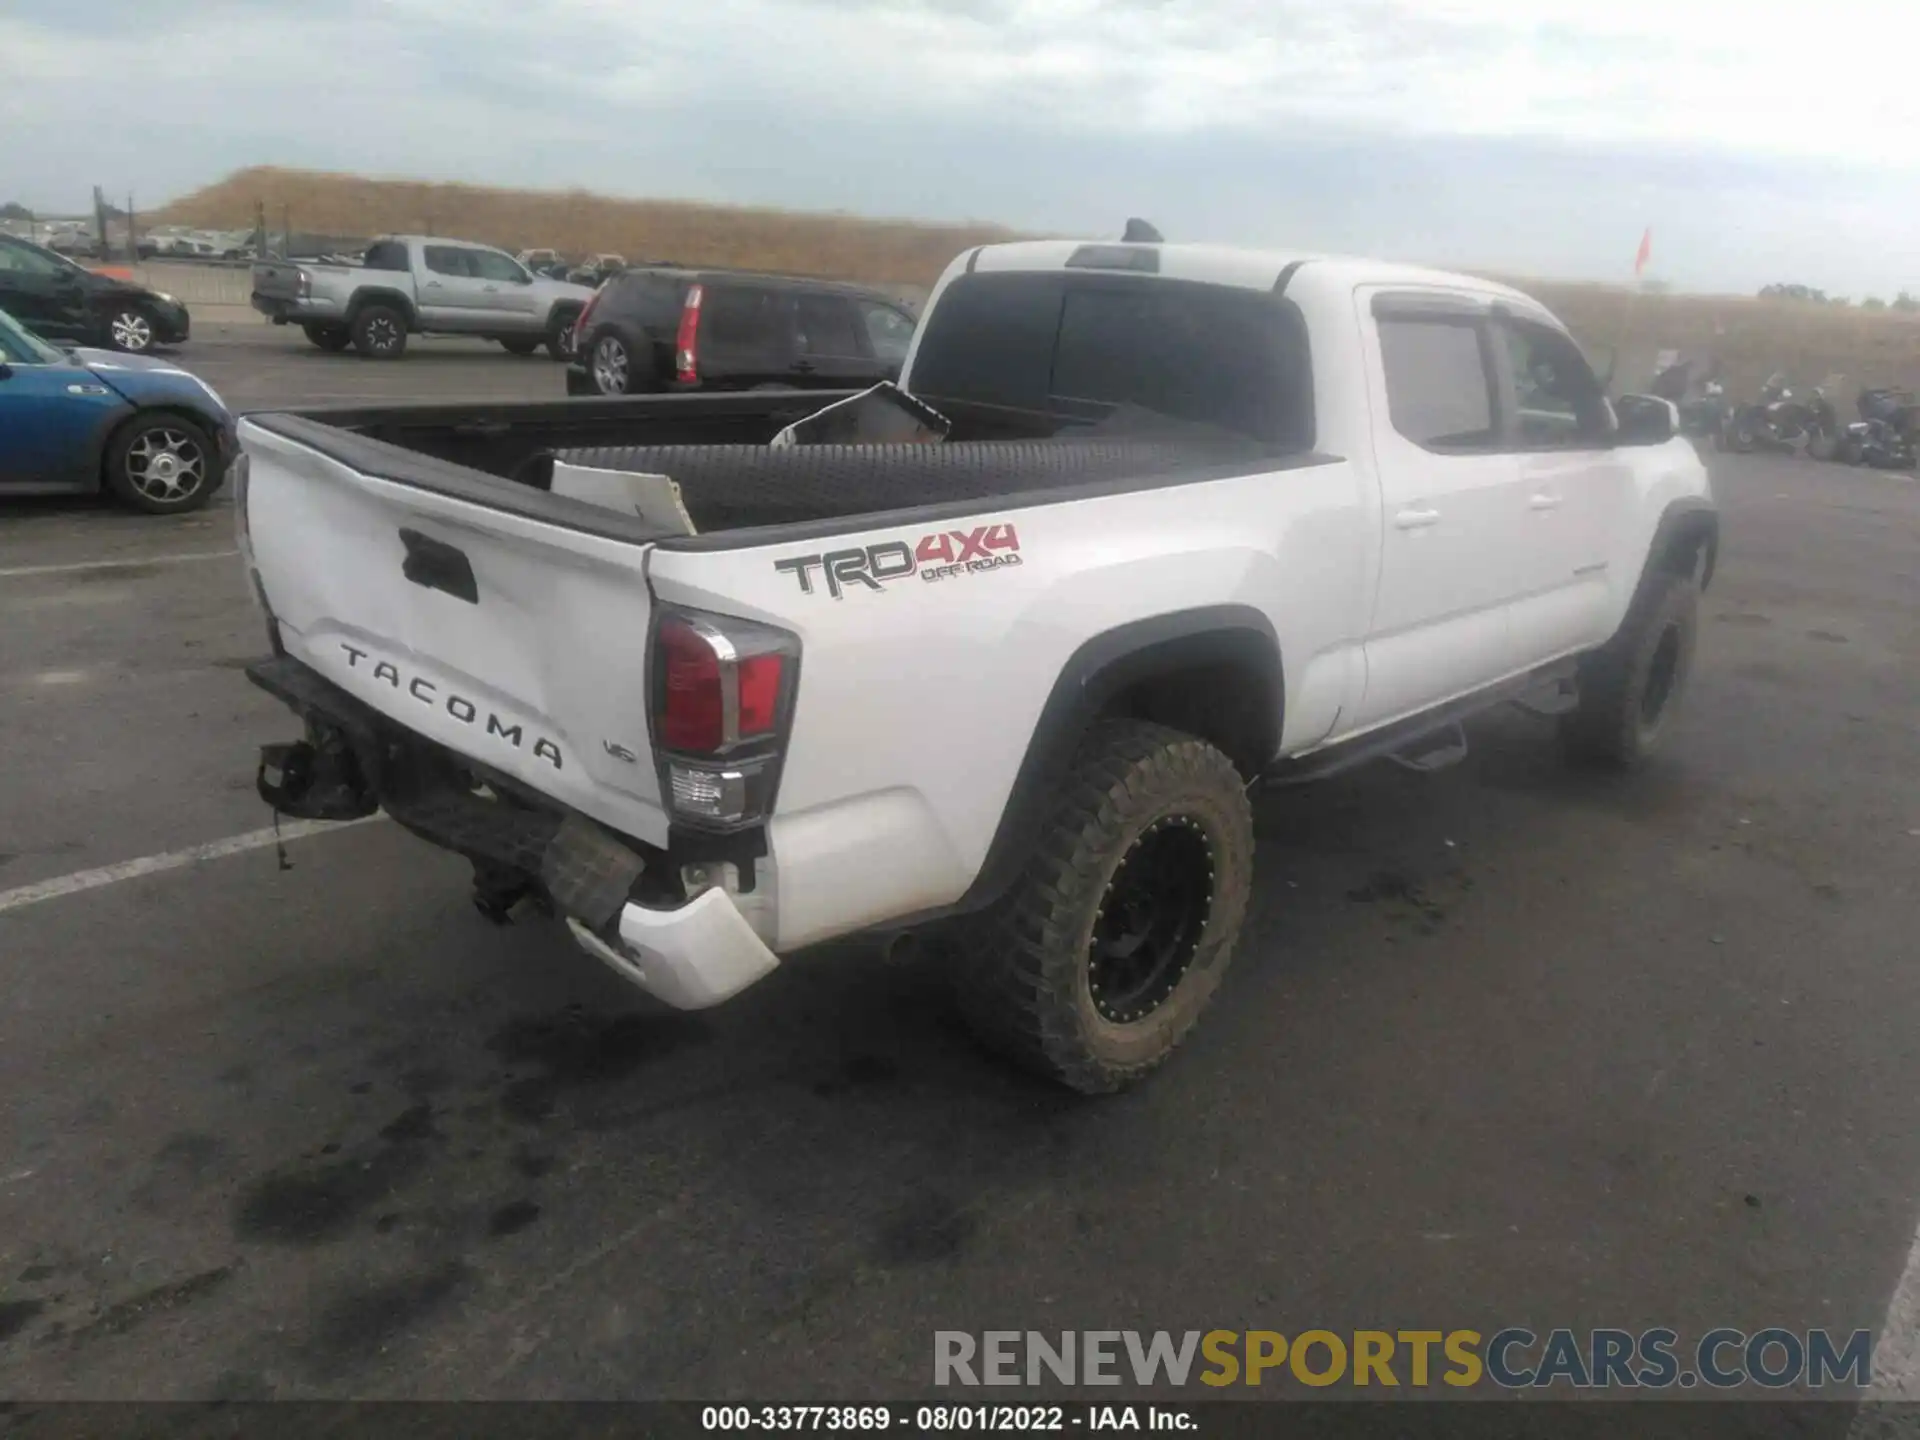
[3, 323, 1920, 1410]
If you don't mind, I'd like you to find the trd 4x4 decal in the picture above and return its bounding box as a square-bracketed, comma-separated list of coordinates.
[774, 523, 1022, 599]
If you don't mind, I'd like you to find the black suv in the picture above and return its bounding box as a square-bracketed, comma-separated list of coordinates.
[0, 234, 191, 354]
[566, 267, 917, 397]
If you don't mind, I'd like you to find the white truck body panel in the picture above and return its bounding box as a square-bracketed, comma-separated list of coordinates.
[238, 237, 1714, 1009]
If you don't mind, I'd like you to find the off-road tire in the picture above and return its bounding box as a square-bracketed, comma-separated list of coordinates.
[500, 336, 541, 356]
[951, 719, 1254, 1094]
[1561, 572, 1699, 769]
[303, 323, 350, 352]
[350, 304, 408, 360]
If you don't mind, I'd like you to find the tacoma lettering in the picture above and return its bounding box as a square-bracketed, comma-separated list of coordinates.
[337, 642, 561, 770]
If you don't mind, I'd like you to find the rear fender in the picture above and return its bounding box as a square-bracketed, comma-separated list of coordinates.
[951, 605, 1283, 915]
[345, 288, 417, 328]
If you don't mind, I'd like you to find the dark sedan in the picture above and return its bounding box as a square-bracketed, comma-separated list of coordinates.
[0, 234, 191, 355]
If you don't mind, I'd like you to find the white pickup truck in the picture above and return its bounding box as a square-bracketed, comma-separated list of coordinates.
[251, 235, 596, 361]
[234, 238, 1716, 1092]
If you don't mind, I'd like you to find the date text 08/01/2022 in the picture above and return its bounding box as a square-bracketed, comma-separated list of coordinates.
[701, 1404, 1191, 1431]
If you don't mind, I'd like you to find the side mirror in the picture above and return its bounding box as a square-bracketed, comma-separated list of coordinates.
[0, 361, 12, 381]
[1614, 393, 1677, 446]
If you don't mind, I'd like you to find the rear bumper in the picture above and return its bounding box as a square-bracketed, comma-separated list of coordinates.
[252, 293, 336, 323]
[245, 654, 780, 1010]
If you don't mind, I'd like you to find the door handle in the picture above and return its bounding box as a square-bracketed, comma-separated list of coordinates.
[1393, 507, 1441, 530]
[483, 285, 499, 293]
[424, 280, 443, 289]
[790, 359, 816, 374]
[1528, 493, 1563, 511]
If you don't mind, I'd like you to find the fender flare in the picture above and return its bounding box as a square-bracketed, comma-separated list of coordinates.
[1605, 497, 1719, 650]
[344, 288, 417, 329]
[949, 604, 1284, 916]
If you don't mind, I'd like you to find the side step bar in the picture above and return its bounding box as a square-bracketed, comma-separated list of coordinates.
[1263, 660, 1578, 788]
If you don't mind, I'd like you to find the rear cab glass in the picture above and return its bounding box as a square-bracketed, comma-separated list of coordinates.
[363, 240, 409, 272]
[908, 271, 1314, 449]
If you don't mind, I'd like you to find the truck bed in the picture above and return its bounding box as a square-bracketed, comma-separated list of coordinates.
[242, 391, 1285, 544]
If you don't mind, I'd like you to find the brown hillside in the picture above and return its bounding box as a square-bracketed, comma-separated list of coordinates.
[155, 167, 1920, 395]
[152, 166, 1025, 290]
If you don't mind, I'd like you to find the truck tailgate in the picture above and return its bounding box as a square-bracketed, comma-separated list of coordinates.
[240, 418, 671, 846]
[251, 261, 310, 300]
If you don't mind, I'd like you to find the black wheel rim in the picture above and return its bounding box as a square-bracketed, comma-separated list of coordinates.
[1641, 625, 1683, 727]
[1087, 817, 1214, 1025]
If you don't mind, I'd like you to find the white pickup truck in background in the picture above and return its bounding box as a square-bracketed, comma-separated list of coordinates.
[251, 234, 596, 361]
[233, 237, 1716, 1092]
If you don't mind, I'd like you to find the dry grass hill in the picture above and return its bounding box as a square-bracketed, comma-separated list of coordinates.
[156, 167, 1920, 396]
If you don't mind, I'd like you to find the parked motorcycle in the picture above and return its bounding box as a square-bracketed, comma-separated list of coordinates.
[1803, 376, 1845, 461]
[1648, 357, 1728, 439]
[1840, 387, 1919, 468]
[1723, 372, 1813, 453]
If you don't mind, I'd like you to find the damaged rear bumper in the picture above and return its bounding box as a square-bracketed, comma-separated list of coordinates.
[245, 655, 779, 1010]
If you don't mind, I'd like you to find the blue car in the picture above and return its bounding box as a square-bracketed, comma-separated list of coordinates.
[0, 305, 235, 513]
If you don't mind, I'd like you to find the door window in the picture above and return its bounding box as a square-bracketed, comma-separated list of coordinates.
[0, 308, 64, 363]
[1500, 322, 1612, 447]
[423, 246, 475, 278]
[0, 239, 69, 277]
[794, 295, 863, 358]
[702, 286, 789, 351]
[468, 249, 530, 284]
[1376, 318, 1497, 450]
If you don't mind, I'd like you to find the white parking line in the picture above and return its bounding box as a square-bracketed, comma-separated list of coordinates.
[0, 816, 385, 916]
[1864, 1227, 1920, 1401]
[0, 549, 239, 580]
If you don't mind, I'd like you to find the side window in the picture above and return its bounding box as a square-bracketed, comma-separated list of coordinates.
[794, 294, 862, 357]
[858, 301, 916, 365]
[423, 246, 473, 278]
[1501, 322, 1611, 447]
[469, 249, 529, 284]
[702, 286, 789, 351]
[1376, 318, 1496, 450]
[0, 241, 66, 277]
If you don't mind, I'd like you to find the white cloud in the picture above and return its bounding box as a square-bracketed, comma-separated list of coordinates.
[5, 0, 1920, 291]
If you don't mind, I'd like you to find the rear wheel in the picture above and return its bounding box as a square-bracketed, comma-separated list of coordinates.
[1562, 572, 1699, 770]
[350, 304, 408, 359]
[589, 333, 632, 394]
[1727, 412, 1756, 454]
[1807, 430, 1840, 462]
[303, 322, 350, 352]
[103, 413, 219, 514]
[1840, 435, 1865, 465]
[500, 336, 541, 356]
[950, 719, 1254, 1094]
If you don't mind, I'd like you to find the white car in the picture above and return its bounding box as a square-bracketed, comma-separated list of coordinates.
[233, 236, 1716, 1091]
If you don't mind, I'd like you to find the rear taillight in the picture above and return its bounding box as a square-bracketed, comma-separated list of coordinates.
[572, 288, 602, 350]
[650, 608, 798, 829]
[674, 283, 703, 384]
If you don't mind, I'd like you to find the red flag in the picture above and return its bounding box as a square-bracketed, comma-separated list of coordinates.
[1634, 227, 1652, 276]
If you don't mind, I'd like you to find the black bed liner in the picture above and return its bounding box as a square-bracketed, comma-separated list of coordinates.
[544, 435, 1272, 533]
[244, 399, 1339, 552]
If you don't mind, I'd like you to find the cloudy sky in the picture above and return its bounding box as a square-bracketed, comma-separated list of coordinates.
[5, 0, 1919, 295]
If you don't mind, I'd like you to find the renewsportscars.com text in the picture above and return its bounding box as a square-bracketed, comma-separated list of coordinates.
[933, 1328, 1872, 1390]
